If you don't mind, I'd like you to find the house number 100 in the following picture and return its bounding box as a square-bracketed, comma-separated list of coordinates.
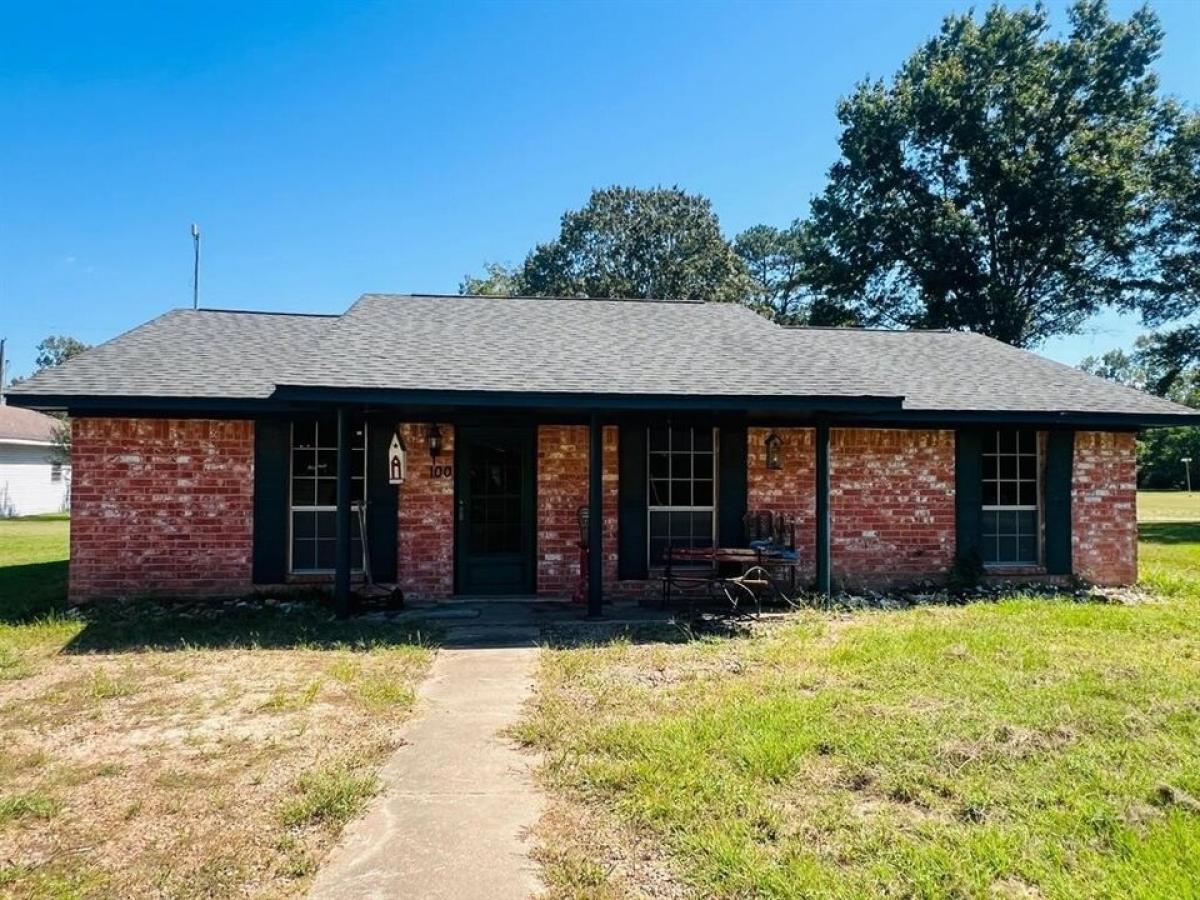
[428, 464, 453, 479]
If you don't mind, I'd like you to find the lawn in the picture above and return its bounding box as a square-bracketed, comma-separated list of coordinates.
[519, 492, 1200, 898]
[0, 515, 434, 898]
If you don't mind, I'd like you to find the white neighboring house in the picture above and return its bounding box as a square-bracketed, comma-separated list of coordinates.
[0, 403, 70, 517]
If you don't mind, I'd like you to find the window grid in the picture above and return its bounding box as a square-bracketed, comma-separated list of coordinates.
[289, 418, 367, 574]
[646, 426, 717, 566]
[981, 429, 1040, 566]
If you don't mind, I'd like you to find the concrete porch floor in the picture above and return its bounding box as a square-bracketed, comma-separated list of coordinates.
[390, 595, 683, 648]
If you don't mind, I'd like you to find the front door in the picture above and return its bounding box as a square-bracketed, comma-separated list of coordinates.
[455, 426, 536, 595]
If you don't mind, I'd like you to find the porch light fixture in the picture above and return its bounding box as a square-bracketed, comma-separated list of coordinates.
[765, 432, 783, 470]
[427, 424, 443, 459]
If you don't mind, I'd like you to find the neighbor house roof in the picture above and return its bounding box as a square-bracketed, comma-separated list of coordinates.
[7, 293, 1197, 427]
[0, 403, 61, 445]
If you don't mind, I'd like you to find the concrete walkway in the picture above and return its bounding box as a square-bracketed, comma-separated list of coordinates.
[309, 645, 543, 900]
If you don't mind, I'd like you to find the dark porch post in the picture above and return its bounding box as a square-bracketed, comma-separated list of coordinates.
[815, 421, 831, 597]
[334, 408, 352, 618]
[587, 413, 604, 617]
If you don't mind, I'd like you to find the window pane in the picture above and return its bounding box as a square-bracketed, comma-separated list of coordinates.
[673, 453, 692, 479]
[690, 512, 713, 545]
[649, 452, 670, 479]
[694, 479, 713, 507]
[293, 449, 316, 476]
[316, 511, 336, 539]
[1017, 535, 1037, 563]
[982, 455, 998, 480]
[293, 539, 317, 571]
[293, 511, 317, 540]
[670, 426, 691, 452]
[293, 420, 317, 448]
[982, 481, 999, 506]
[315, 539, 336, 570]
[998, 430, 1017, 453]
[693, 429, 713, 453]
[999, 456, 1017, 479]
[316, 479, 337, 506]
[293, 478, 316, 507]
[649, 479, 669, 506]
[649, 427, 670, 452]
[1018, 481, 1038, 506]
[998, 481, 1018, 506]
[694, 451, 714, 479]
[671, 480, 692, 506]
[997, 537, 1018, 563]
[648, 511, 670, 541]
[982, 510, 1000, 539]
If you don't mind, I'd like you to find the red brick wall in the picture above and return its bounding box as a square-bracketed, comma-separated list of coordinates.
[535, 425, 619, 597]
[69, 418, 254, 601]
[746, 428, 816, 578]
[830, 428, 956, 587]
[1072, 431, 1138, 585]
[395, 423, 455, 599]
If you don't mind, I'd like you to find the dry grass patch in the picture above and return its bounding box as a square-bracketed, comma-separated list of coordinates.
[0, 605, 433, 898]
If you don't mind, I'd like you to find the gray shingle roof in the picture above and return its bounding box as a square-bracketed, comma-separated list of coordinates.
[8, 293, 1196, 423]
[782, 327, 1192, 417]
[0, 404, 61, 443]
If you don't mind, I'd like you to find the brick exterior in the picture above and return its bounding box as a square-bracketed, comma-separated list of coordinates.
[1072, 431, 1138, 585]
[395, 423, 456, 599]
[66, 418, 1143, 602]
[829, 428, 957, 587]
[69, 418, 254, 601]
[535, 425, 619, 597]
[746, 427, 816, 578]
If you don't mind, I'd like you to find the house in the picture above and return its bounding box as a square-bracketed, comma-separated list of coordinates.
[7, 294, 1198, 610]
[0, 403, 70, 517]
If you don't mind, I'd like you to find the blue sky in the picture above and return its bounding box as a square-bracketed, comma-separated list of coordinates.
[2, 0, 1197, 381]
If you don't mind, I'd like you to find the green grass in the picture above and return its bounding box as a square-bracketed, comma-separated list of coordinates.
[0, 514, 69, 621]
[1138, 490, 1200, 523]
[279, 761, 380, 829]
[522, 492, 1200, 898]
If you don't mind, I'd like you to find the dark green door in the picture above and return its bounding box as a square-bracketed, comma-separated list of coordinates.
[455, 426, 536, 595]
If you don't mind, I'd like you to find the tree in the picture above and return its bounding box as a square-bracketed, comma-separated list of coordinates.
[34, 335, 90, 370]
[1081, 338, 1200, 488]
[463, 186, 750, 303]
[459, 262, 521, 297]
[805, 1, 1197, 347]
[733, 221, 861, 326]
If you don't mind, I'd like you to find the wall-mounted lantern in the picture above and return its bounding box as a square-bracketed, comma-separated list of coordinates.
[427, 424, 444, 460]
[765, 432, 783, 470]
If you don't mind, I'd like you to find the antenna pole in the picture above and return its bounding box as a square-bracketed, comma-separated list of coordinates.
[191, 223, 201, 309]
[0, 337, 6, 404]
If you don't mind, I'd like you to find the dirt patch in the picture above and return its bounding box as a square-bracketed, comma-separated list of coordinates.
[0, 636, 431, 897]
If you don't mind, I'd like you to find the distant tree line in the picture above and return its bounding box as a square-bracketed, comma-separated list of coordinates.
[462, 1, 1200, 485]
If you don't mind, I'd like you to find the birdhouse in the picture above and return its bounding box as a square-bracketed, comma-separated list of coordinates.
[388, 430, 407, 485]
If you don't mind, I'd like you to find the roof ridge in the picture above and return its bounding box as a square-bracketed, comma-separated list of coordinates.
[191, 307, 340, 318]
[360, 292, 709, 306]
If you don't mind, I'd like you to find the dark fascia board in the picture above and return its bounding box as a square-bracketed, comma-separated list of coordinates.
[7, 390, 1196, 429]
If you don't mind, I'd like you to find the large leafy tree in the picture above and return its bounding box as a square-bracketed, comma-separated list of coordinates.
[1081, 339, 1200, 487]
[33, 335, 90, 370]
[806, 0, 1198, 347]
[462, 186, 749, 303]
[734, 221, 861, 326]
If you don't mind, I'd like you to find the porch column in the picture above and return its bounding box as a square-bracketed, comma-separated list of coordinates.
[588, 413, 604, 617]
[334, 408, 352, 618]
[815, 422, 831, 597]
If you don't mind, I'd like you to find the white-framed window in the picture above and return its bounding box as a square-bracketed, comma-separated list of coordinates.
[981, 428, 1040, 566]
[289, 417, 366, 574]
[647, 426, 717, 565]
